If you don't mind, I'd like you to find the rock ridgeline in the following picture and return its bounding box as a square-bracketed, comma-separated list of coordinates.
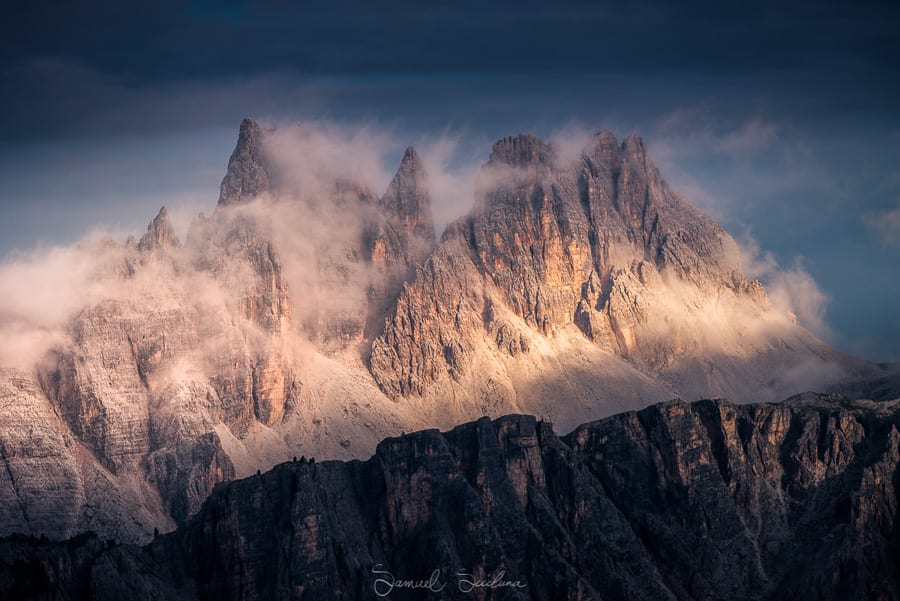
[2, 395, 899, 600]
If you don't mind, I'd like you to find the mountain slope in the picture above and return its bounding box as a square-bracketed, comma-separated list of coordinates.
[2, 395, 898, 600]
[0, 120, 885, 544]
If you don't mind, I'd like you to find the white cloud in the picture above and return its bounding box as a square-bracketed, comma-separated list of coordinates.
[863, 201, 900, 247]
[656, 108, 779, 156]
[713, 117, 778, 155]
[414, 131, 483, 231]
[737, 233, 833, 341]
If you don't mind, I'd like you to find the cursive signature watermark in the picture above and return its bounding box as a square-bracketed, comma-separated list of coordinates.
[457, 570, 527, 593]
[372, 565, 446, 597]
[372, 565, 527, 597]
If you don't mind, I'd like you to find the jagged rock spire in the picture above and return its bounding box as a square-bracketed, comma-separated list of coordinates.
[138, 206, 179, 251]
[379, 146, 435, 245]
[218, 118, 270, 206]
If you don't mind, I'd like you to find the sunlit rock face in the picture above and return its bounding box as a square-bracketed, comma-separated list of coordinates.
[3, 396, 899, 600]
[370, 129, 860, 409]
[0, 119, 883, 545]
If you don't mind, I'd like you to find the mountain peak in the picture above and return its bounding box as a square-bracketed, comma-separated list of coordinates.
[218, 118, 270, 207]
[138, 206, 179, 251]
[239, 117, 260, 136]
[399, 145, 423, 171]
[379, 145, 435, 245]
[489, 133, 555, 167]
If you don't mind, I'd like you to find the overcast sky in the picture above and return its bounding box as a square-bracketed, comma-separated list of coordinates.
[1, 0, 898, 361]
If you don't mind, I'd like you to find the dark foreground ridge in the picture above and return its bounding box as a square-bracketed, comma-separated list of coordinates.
[2, 394, 899, 600]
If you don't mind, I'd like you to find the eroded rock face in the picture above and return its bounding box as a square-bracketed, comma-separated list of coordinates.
[370, 233, 485, 397]
[0, 370, 84, 539]
[39, 301, 152, 473]
[3, 396, 898, 600]
[0, 368, 172, 543]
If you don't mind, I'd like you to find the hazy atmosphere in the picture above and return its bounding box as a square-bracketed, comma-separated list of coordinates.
[1, 0, 898, 361]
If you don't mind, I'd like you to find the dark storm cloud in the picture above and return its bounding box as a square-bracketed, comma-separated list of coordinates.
[4, 0, 899, 76]
[2, 0, 899, 139]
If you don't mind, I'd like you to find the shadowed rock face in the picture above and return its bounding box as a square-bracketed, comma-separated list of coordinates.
[3, 395, 898, 600]
[218, 118, 271, 207]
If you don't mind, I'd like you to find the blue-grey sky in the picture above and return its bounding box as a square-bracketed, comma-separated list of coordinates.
[1, 0, 898, 361]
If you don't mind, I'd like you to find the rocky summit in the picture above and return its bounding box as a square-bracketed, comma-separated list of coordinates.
[0, 119, 894, 547]
[1, 395, 898, 600]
